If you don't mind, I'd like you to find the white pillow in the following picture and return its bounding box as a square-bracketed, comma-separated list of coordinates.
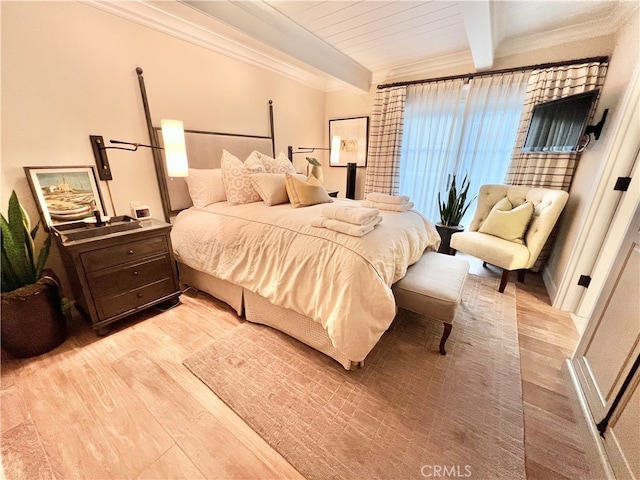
[252, 151, 296, 174]
[221, 150, 266, 206]
[250, 173, 306, 206]
[184, 168, 226, 209]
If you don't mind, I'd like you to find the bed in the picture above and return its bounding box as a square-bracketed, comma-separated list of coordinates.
[171, 198, 439, 368]
[139, 91, 439, 368]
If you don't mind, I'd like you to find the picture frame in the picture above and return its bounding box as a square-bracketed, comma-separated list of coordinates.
[24, 166, 106, 231]
[328, 116, 369, 167]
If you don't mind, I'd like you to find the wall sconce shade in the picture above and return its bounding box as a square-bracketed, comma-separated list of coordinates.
[161, 119, 189, 177]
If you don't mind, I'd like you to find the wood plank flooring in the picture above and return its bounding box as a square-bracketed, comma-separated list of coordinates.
[1, 259, 596, 479]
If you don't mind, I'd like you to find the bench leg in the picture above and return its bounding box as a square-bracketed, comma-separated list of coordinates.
[439, 323, 452, 355]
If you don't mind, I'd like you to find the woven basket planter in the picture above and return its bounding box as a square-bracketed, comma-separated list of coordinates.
[1, 272, 67, 358]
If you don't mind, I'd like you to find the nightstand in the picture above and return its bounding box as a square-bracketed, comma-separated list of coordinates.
[52, 217, 181, 335]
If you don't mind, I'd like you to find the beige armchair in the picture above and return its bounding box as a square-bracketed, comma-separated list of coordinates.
[450, 184, 569, 293]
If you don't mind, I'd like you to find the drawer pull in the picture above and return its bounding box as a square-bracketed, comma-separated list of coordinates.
[132, 271, 139, 276]
[128, 250, 134, 255]
[136, 292, 144, 298]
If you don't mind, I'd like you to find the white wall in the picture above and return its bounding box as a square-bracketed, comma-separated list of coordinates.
[1, 1, 325, 289]
[545, 10, 640, 307]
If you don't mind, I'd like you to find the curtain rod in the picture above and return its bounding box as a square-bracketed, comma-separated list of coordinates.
[377, 56, 609, 90]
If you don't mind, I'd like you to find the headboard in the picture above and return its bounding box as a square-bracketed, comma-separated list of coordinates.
[156, 125, 275, 215]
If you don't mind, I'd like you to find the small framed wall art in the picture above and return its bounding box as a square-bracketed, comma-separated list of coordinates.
[24, 166, 106, 230]
[328, 116, 369, 167]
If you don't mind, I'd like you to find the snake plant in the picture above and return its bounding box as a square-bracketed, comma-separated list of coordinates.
[1, 191, 51, 293]
[437, 174, 475, 227]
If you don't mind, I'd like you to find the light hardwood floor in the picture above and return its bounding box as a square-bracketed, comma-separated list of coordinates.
[1, 258, 596, 479]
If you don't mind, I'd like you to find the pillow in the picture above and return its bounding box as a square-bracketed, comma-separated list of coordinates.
[491, 197, 514, 212]
[221, 150, 266, 206]
[250, 173, 306, 206]
[252, 151, 296, 174]
[184, 168, 226, 209]
[284, 173, 332, 208]
[479, 200, 534, 244]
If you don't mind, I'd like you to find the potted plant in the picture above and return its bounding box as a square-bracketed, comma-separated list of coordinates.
[436, 174, 475, 254]
[1, 191, 67, 357]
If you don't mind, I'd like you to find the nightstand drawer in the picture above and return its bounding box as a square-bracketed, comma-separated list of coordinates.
[81, 235, 168, 272]
[87, 255, 172, 297]
[94, 277, 175, 320]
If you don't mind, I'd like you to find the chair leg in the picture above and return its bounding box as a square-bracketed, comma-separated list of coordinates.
[499, 269, 510, 293]
[517, 270, 525, 283]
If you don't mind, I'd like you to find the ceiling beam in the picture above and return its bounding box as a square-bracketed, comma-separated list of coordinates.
[459, 0, 495, 71]
[184, 0, 372, 92]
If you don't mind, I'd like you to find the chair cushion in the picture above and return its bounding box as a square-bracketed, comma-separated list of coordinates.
[392, 252, 469, 324]
[450, 231, 530, 270]
[478, 200, 533, 244]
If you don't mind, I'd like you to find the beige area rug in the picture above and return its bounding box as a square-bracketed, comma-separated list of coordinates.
[184, 275, 525, 480]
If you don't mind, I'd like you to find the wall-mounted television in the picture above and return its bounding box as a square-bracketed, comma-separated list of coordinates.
[522, 89, 599, 153]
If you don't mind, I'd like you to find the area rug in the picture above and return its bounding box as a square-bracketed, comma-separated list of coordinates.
[184, 274, 525, 479]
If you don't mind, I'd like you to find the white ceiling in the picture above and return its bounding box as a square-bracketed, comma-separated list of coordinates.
[90, 0, 636, 92]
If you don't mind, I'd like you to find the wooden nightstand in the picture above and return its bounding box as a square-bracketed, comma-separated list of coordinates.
[52, 217, 181, 334]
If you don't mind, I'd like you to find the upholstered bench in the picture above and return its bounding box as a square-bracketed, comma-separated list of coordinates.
[392, 252, 469, 355]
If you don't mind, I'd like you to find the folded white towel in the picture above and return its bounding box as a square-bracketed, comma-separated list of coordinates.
[361, 200, 414, 212]
[325, 217, 381, 237]
[366, 192, 410, 205]
[310, 217, 326, 228]
[321, 204, 380, 225]
[310, 215, 381, 237]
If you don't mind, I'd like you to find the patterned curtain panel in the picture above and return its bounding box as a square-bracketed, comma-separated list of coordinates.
[364, 86, 407, 195]
[504, 60, 609, 189]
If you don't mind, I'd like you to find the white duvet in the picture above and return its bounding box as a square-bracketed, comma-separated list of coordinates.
[171, 199, 440, 361]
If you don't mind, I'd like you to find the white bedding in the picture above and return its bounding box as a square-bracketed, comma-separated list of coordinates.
[171, 198, 440, 361]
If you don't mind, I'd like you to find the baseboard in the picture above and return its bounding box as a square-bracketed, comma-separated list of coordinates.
[570, 312, 589, 336]
[542, 267, 558, 304]
[563, 359, 615, 480]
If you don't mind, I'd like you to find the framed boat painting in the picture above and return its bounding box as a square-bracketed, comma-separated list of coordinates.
[24, 166, 106, 230]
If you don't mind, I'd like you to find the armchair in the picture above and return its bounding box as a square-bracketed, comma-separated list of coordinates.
[450, 184, 569, 293]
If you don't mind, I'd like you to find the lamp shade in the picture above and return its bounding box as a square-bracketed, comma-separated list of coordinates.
[161, 119, 188, 177]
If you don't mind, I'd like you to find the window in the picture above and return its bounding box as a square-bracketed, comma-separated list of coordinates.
[399, 72, 529, 226]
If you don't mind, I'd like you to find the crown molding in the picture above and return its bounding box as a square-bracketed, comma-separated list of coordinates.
[373, 51, 473, 86]
[83, 0, 331, 92]
[496, 2, 637, 58]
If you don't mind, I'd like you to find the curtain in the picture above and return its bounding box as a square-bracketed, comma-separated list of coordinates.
[504, 61, 609, 189]
[364, 86, 407, 195]
[399, 72, 529, 225]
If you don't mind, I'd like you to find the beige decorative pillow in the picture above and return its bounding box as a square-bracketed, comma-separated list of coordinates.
[184, 168, 226, 209]
[284, 173, 332, 208]
[479, 201, 534, 244]
[252, 151, 296, 174]
[221, 150, 266, 206]
[250, 173, 306, 206]
[491, 197, 514, 212]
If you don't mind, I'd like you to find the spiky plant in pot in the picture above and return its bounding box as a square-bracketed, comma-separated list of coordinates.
[1, 191, 66, 357]
[435, 174, 475, 254]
